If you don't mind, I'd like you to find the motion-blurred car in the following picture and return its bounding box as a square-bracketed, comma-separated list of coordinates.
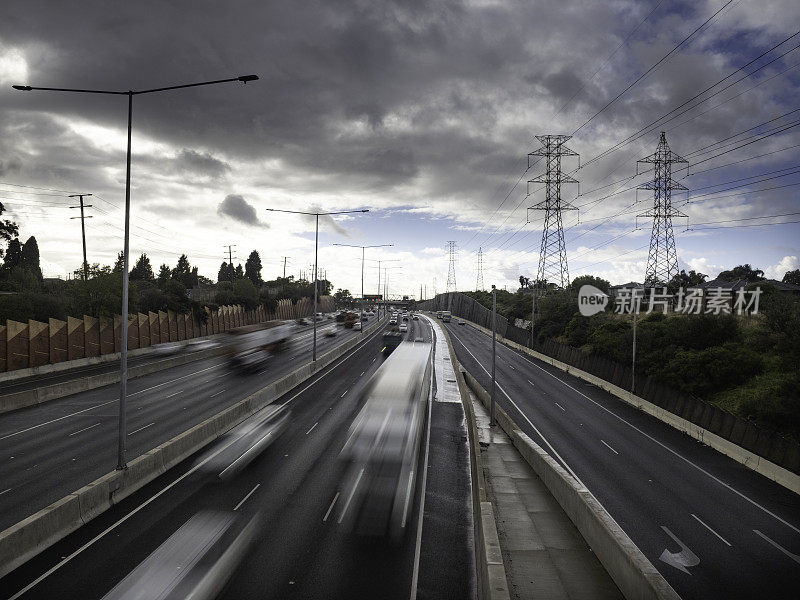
[186, 339, 219, 352]
[458, 319, 465, 325]
[399, 323, 408, 332]
[152, 342, 183, 356]
[412, 314, 419, 320]
[295, 318, 308, 326]
[354, 321, 362, 331]
[325, 329, 337, 337]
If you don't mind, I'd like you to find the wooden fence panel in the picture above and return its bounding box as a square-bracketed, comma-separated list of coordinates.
[67, 316, 84, 361]
[84, 315, 100, 358]
[29, 319, 49, 367]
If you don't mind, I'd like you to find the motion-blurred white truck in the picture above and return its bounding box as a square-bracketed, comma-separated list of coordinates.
[226, 321, 293, 372]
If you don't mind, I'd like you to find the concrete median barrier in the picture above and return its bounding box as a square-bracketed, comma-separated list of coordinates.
[0, 317, 387, 579]
[461, 370, 680, 600]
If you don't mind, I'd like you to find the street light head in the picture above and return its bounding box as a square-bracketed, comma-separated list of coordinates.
[12, 85, 32, 91]
[361, 209, 369, 212]
[237, 75, 259, 83]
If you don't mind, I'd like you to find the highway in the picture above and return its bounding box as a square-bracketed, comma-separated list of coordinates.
[444, 319, 800, 600]
[1, 315, 475, 599]
[0, 320, 360, 530]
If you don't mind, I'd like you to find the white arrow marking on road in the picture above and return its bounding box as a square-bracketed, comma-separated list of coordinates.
[659, 526, 700, 574]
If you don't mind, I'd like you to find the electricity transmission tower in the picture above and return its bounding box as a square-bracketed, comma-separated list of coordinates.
[637, 131, 688, 286]
[476, 247, 485, 291]
[527, 135, 579, 291]
[445, 241, 457, 292]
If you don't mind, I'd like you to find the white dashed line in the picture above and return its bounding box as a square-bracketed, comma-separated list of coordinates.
[165, 390, 183, 399]
[68, 422, 101, 437]
[210, 390, 225, 398]
[554, 402, 565, 412]
[691, 513, 731, 546]
[306, 422, 318, 435]
[233, 484, 260, 511]
[128, 422, 155, 436]
[600, 439, 619, 455]
[323, 492, 340, 522]
[341, 390, 348, 398]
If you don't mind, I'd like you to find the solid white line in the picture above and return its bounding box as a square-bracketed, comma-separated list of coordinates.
[600, 439, 619, 455]
[0, 399, 117, 441]
[165, 390, 183, 399]
[447, 328, 586, 487]
[554, 402, 565, 412]
[754, 529, 800, 564]
[129, 364, 221, 397]
[233, 484, 260, 511]
[323, 492, 340, 522]
[341, 390, 348, 397]
[691, 513, 731, 546]
[210, 390, 225, 398]
[68, 422, 101, 437]
[0, 488, 11, 496]
[128, 422, 155, 436]
[306, 422, 318, 435]
[469, 323, 800, 536]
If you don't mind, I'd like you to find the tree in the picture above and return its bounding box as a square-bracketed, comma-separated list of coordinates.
[0, 201, 19, 258]
[113, 251, 125, 273]
[667, 269, 706, 293]
[130, 253, 155, 282]
[334, 288, 353, 305]
[157, 264, 171, 288]
[0, 238, 22, 273]
[19, 236, 43, 282]
[171, 254, 197, 288]
[717, 264, 764, 282]
[244, 250, 263, 286]
[571, 275, 611, 294]
[217, 261, 235, 283]
[519, 275, 530, 289]
[783, 269, 800, 286]
[233, 277, 259, 309]
[234, 264, 244, 280]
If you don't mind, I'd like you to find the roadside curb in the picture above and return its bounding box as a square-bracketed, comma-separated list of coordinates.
[462, 317, 800, 495]
[0, 317, 387, 579]
[431, 316, 510, 600]
[460, 368, 680, 600]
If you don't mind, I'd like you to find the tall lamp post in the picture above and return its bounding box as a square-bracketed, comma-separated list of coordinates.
[375, 259, 400, 317]
[383, 266, 403, 307]
[334, 244, 393, 331]
[266, 208, 368, 359]
[14, 74, 259, 470]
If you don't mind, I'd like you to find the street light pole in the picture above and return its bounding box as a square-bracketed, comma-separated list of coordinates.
[15, 74, 259, 470]
[266, 208, 369, 359]
[491, 284, 497, 425]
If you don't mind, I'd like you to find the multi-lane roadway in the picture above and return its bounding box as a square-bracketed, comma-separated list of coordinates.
[1, 315, 475, 600]
[444, 319, 800, 600]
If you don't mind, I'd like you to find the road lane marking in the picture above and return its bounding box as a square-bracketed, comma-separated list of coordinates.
[210, 390, 225, 398]
[447, 328, 586, 487]
[338, 468, 364, 523]
[165, 390, 183, 399]
[306, 422, 318, 435]
[508, 364, 515, 370]
[0, 488, 11, 496]
[68, 422, 101, 437]
[323, 492, 340, 522]
[360, 371, 365, 376]
[527, 379, 535, 386]
[341, 390, 348, 397]
[128, 422, 155, 436]
[128, 363, 221, 396]
[659, 526, 700, 574]
[691, 513, 731, 546]
[554, 402, 565, 412]
[600, 439, 618, 454]
[233, 484, 260, 511]
[490, 334, 800, 535]
[0, 399, 117, 441]
[754, 529, 800, 564]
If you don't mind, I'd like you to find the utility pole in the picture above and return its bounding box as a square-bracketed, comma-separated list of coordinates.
[491, 285, 497, 425]
[637, 131, 688, 286]
[528, 135, 579, 291]
[68, 193, 93, 281]
[223, 244, 237, 265]
[282, 256, 289, 279]
[476, 247, 484, 291]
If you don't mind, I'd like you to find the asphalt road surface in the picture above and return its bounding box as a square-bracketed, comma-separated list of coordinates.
[1, 315, 475, 600]
[0, 320, 361, 529]
[444, 319, 800, 600]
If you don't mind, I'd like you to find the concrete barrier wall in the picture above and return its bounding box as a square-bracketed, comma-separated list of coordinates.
[461, 369, 680, 600]
[0, 315, 386, 579]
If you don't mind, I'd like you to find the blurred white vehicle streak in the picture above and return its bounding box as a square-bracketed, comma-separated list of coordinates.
[195, 406, 290, 480]
[338, 342, 432, 540]
[101, 510, 260, 600]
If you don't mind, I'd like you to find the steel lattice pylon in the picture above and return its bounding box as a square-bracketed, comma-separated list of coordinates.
[446, 240, 457, 292]
[476, 247, 485, 291]
[528, 135, 579, 291]
[637, 131, 688, 286]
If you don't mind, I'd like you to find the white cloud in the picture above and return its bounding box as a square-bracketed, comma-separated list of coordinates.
[764, 255, 799, 280]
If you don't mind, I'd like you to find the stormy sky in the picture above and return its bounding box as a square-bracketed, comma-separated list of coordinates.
[1, 0, 798, 296]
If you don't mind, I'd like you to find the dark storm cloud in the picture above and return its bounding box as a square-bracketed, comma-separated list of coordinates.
[217, 194, 267, 228]
[0, 156, 22, 176]
[174, 149, 230, 180]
